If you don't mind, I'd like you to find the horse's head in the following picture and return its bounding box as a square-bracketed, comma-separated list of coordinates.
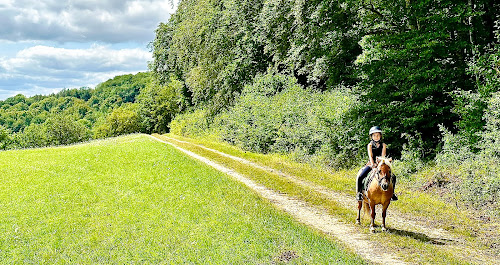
[375, 157, 392, 191]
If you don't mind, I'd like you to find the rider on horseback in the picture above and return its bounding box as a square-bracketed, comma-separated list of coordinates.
[356, 126, 398, 201]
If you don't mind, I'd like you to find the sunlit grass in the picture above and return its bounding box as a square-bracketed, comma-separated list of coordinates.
[160, 133, 489, 264]
[0, 134, 365, 264]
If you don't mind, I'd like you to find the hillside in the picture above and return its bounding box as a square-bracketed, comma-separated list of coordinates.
[0, 134, 365, 263]
[153, 133, 500, 264]
[0, 73, 149, 149]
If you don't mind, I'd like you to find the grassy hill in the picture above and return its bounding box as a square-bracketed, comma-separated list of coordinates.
[0, 134, 365, 264]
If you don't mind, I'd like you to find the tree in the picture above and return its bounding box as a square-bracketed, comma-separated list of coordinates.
[257, 0, 360, 89]
[353, 0, 497, 157]
[138, 77, 187, 133]
[45, 114, 92, 146]
[94, 103, 142, 138]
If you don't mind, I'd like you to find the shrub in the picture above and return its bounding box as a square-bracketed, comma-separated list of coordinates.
[216, 72, 359, 168]
[94, 103, 142, 138]
[392, 133, 425, 179]
[45, 115, 92, 146]
[433, 126, 500, 216]
[19, 123, 48, 148]
[480, 92, 500, 158]
[137, 77, 188, 133]
[169, 109, 211, 138]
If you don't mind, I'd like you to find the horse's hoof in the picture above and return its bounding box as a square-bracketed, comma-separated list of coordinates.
[370, 226, 375, 233]
[355, 220, 360, 225]
[381, 227, 387, 232]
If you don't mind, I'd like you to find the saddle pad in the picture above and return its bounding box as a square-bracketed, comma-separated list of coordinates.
[362, 169, 376, 191]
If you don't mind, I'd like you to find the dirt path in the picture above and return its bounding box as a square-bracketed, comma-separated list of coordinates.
[150, 135, 407, 264]
[150, 134, 498, 264]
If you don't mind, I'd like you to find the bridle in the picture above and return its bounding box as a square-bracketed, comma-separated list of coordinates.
[375, 164, 391, 188]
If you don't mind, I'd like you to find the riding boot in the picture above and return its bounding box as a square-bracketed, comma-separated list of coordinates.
[356, 166, 371, 201]
[391, 175, 398, 201]
[356, 174, 363, 201]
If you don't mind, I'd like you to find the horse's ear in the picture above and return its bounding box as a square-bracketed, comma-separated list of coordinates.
[387, 158, 392, 163]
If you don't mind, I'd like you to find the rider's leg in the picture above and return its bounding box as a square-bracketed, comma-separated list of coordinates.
[356, 166, 371, 201]
[391, 174, 398, 201]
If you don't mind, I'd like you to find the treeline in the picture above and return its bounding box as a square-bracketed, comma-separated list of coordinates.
[148, 0, 500, 212]
[150, 0, 500, 162]
[0, 73, 150, 149]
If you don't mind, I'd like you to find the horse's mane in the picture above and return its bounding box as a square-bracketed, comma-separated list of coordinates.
[376, 157, 392, 171]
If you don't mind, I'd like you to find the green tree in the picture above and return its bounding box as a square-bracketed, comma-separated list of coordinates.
[353, 0, 498, 157]
[45, 115, 92, 146]
[257, 0, 360, 89]
[20, 123, 48, 148]
[94, 104, 142, 138]
[0, 125, 11, 150]
[138, 77, 187, 133]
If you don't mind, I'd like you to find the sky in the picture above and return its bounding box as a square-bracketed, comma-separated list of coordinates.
[0, 0, 177, 100]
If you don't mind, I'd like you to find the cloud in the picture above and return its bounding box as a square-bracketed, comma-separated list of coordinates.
[0, 44, 151, 98]
[0, 0, 175, 43]
[0, 0, 178, 99]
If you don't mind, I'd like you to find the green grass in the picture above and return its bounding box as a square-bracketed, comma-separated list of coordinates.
[158, 133, 495, 264]
[0, 134, 365, 264]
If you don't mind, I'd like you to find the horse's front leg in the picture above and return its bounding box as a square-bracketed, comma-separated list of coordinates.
[356, 201, 362, 224]
[381, 202, 390, 232]
[369, 202, 376, 232]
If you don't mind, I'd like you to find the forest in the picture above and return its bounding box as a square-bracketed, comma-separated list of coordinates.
[0, 0, 498, 213]
[149, 0, 499, 162]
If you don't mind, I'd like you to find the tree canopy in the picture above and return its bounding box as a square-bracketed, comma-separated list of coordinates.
[149, 0, 499, 159]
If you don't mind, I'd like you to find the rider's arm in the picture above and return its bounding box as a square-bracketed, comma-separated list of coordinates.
[367, 143, 374, 167]
[382, 143, 387, 157]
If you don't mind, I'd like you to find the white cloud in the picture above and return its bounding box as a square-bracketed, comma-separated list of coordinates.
[0, 44, 152, 98]
[0, 0, 176, 43]
[0, 0, 178, 99]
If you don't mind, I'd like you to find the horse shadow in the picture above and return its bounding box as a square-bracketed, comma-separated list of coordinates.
[374, 227, 456, 245]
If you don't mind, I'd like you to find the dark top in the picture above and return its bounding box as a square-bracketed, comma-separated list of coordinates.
[370, 140, 384, 164]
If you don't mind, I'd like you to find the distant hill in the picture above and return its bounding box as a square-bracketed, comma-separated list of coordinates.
[0, 72, 150, 149]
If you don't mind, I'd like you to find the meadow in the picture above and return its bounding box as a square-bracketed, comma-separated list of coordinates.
[0, 134, 365, 264]
[157, 133, 499, 264]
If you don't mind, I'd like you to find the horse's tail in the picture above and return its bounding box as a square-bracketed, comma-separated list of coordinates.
[363, 200, 371, 217]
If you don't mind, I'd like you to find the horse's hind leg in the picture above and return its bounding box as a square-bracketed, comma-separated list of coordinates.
[356, 201, 362, 224]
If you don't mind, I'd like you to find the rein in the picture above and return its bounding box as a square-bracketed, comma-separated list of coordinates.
[370, 166, 391, 188]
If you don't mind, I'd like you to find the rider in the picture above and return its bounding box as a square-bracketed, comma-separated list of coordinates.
[356, 126, 398, 201]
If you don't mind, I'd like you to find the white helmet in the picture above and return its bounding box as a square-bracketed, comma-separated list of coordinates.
[369, 126, 383, 136]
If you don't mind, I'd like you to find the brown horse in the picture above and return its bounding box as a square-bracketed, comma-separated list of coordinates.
[356, 157, 394, 232]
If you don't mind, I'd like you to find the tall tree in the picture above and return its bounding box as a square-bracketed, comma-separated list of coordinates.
[354, 0, 498, 156]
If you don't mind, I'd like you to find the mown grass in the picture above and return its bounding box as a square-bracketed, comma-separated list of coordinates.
[159, 133, 494, 264]
[0, 134, 366, 264]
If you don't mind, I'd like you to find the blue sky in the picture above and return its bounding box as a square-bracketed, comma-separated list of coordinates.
[0, 0, 177, 100]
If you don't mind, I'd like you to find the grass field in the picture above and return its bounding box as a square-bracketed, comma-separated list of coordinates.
[156, 133, 500, 264]
[0, 134, 365, 264]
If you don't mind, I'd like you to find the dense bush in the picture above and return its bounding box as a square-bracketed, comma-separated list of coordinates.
[433, 126, 500, 216]
[17, 115, 92, 147]
[479, 91, 500, 158]
[94, 103, 142, 138]
[169, 109, 211, 138]
[212, 72, 360, 168]
[138, 77, 188, 134]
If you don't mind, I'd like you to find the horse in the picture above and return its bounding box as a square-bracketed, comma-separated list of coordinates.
[356, 157, 394, 232]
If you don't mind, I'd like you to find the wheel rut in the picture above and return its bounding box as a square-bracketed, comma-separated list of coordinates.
[150, 134, 498, 265]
